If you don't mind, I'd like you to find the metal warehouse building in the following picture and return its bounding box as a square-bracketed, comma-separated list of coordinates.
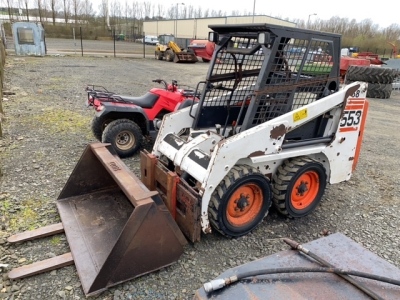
[143, 15, 296, 41]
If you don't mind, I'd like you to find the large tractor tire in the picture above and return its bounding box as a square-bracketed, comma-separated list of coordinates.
[91, 115, 114, 141]
[366, 83, 392, 99]
[155, 50, 163, 60]
[208, 165, 272, 238]
[345, 66, 396, 84]
[345, 80, 393, 99]
[272, 157, 327, 218]
[165, 50, 175, 62]
[101, 119, 144, 158]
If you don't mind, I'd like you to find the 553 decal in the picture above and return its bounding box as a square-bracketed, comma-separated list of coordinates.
[339, 99, 368, 133]
[340, 110, 362, 127]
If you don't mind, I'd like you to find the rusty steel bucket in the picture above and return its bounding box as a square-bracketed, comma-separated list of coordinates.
[8, 143, 187, 296]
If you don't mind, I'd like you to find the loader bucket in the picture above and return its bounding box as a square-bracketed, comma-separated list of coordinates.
[56, 143, 187, 296]
[174, 52, 198, 63]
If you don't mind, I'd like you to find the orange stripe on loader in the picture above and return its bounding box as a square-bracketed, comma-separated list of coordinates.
[352, 100, 369, 171]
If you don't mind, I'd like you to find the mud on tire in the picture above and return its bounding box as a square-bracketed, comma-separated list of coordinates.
[345, 66, 396, 84]
[101, 119, 144, 158]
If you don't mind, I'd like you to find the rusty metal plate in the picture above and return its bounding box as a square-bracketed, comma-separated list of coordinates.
[7, 223, 64, 243]
[8, 253, 74, 280]
[194, 233, 400, 300]
[176, 182, 201, 243]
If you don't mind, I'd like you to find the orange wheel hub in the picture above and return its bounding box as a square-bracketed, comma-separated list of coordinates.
[291, 171, 320, 210]
[226, 184, 263, 226]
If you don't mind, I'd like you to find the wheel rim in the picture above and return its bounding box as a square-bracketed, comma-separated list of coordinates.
[226, 183, 263, 226]
[115, 130, 135, 150]
[291, 171, 320, 210]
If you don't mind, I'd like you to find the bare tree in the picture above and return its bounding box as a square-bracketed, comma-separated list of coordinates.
[72, 0, 82, 23]
[82, 0, 94, 22]
[187, 5, 194, 18]
[166, 5, 174, 19]
[23, 0, 30, 21]
[143, 1, 151, 20]
[49, 0, 58, 25]
[99, 0, 108, 30]
[5, 0, 15, 21]
[36, 0, 45, 23]
[156, 3, 164, 19]
[194, 7, 202, 18]
[63, 0, 71, 24]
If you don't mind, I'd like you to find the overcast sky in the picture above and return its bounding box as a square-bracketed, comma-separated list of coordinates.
[105, 0, 398, 29]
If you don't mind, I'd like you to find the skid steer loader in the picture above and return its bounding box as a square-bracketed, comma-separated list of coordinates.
[7, 23, 369, 296]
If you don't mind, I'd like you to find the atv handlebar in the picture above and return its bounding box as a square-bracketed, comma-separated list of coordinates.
[152, 79, 168, 90]
[152, 79, 179, 90]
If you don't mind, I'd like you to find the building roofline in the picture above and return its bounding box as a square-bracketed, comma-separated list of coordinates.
[144, 15, 296, 25]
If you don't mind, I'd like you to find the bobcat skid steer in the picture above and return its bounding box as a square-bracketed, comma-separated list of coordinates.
[7, 24, 368, 296]
[140, 23, 369, 242]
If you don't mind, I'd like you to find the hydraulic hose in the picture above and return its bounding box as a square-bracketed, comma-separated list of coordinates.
[203, 266, 400, 295]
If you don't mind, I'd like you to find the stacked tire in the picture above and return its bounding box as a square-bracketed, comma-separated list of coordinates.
[345, 65, 397, 99]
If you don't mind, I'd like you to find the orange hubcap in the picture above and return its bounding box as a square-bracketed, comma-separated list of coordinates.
[291, 171, 319, 210]
[226, 184, 263, 226]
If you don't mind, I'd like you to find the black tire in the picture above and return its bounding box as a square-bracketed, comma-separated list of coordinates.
[165, 50, 175, 62]
[202, 58, 210, 62]
[101, 119, 144, 158]
[91, 115, 113, 141]
[345, 80, 392, 99]
[208, 165, 272, 238]
[155, 50, 163, 60]
[366, 83, 392, 99]
[272, 157, 327, 218]
[345, 66, 396, 84]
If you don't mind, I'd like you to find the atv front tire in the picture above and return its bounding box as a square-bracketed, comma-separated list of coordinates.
[101, 119, 144, 158]
[91, 115, 114, 141]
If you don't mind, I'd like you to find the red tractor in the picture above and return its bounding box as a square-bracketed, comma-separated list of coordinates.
[86, 79, 199, 157]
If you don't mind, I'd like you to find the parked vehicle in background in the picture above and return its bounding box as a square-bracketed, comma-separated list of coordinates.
[155, 34, 198, 63]
[187, 39, 215, 62]
[144, 35, 159, 45]
[85, 79, 199, 157]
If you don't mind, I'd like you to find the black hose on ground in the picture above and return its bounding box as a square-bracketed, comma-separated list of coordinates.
[204, 266, 400, 296]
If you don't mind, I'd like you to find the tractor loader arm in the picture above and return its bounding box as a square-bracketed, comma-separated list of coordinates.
[168, 41, 183, 54]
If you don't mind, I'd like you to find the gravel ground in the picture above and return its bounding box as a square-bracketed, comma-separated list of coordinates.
[0, 54, 400, 300]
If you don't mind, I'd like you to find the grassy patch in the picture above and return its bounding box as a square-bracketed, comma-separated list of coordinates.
[50, 235, 62, 245]
[0, 195, 58, 232]
[33, 108, 91, 135]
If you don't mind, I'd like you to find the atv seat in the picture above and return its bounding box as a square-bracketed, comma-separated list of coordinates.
[116, 92, 160, 108]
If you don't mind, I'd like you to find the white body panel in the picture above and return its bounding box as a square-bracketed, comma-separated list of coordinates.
[152, 82, 368, 233]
